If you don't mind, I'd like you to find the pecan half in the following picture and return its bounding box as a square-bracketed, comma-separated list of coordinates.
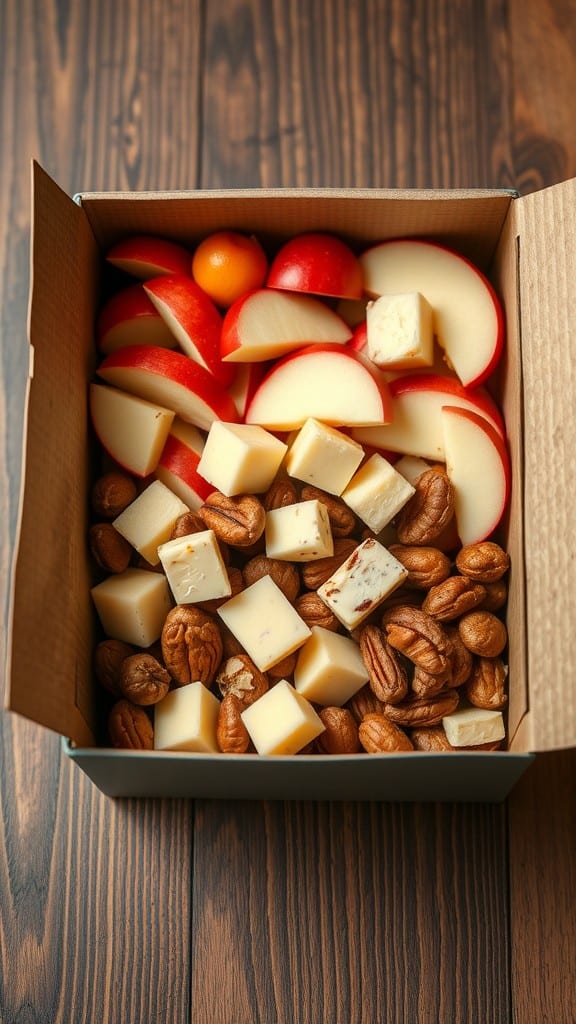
[411, 725, 455, 751]
[466, 656, 508, 709]
[216, 654, 269, 706]
[91, 471, 137, 519]
[301, 537, 358, 589]
[458, 611, 507, 657]
[445, 625, 474, 687]
[169, 510, 209, 540]
[384, 690, 459, 727]
[94, 638, 136, 695]
[108, 700, 154, 749]
[388, 544, 451, 589]
[421, 575, 487, 621]
[479, 580, 508, 612]
[359, 625, 408, 704]
[88, 523, 132, 574]
[381, 605, 452, 676]
[359, 714, 414, 753]
[243, 555, 300, 602]
[317, 707, 360, 753]
[199, 491, 266, 547]
[411, 664, 452, 698]
[294, 591, 340, 631]
[456, 541, 510, 582]
[217, 694, 251, 753]
[346, 684, 388, 723]
[263, 475, 298, 511]
[395, 468, 455, 545]
[267, 651, 298, 680]
[161, 605, 223, 687]
[120, 653, 171, 705]
[300, 485, 357, 537]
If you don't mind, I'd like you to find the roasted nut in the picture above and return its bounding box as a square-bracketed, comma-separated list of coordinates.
[479, 579, 508, 612]
[301, 537, 358, 589]
[197, 565, 244, 613]
[199, 491, 266, 547]
[388, 544, 451, 589]
[266, 651, 298, 680]
[119, 652, 171, 705]
[396, 469, 455, 545]
[445, 625, 474, 687]
[88, 523, 132, 574]
[317, 707, 360, 753]
[216, 694, 251, 753]
[383, 690, 459, 727]
[216, 654, 269, 706]
[263, 475, 298, 511]
[381, 605, 452, 676]
[294, 591, 340, 631]
[421, 575, 487, 621]
[358, 714, 414, 753]
[411, 664, 452, 698]
[108, 699, 154, 749]
[91, 471, 137, 519]
[300, 485, 357, 537]
[161, 605, 223, 687]
[94, 638, 137, 696]
[243, 555, 300, 602]
[456, 541, 510, 582]
[411, 725, 455, 751]
[346, 684, 388, 723]
[221, 625, 247, 659]
[458, 611, 507, 657]
[466, 656, 508, 709]
[170, 510, 212, 540]
[379, 585, 424, 611]
[359, 625, 409, 704]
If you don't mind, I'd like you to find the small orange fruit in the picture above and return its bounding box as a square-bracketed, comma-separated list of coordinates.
[192, 231, 268, 307]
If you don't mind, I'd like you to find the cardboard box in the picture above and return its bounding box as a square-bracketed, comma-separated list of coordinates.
[5, 162, 576, 800]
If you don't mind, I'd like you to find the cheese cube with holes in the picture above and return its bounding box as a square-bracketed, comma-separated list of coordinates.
[241, 679, 325, 755]
[113, 480, 189, 565]
[157, 530, 231, 604]
[265, 499, 333, 562]
[294, 627, 369, 706]
[317, 538, 408, 630]
[284, 417, 364, 494]
[196, 420, 287, 496]
[366, 292, 433, 369]
[442, 707, 505, 747]
[91, 568, 173, 647]
[341, 453, 415, 533]
[154, 681, 220, 752]
[218, 576, 311, 671]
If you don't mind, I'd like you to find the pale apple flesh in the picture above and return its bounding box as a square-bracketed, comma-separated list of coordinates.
[89, 383, 175, 477]
[155, 424, 212, 510]
[106, 235, 192, 279]
[97, 284, 178, 353]
[221, 289, 352, 362]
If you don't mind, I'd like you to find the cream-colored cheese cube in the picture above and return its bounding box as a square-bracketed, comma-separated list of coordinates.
[196, 420, 287, 496]
[154, 681, 220, 752]
[442, 707, 506, 748]
[366, 292, 433, 369]
[394, 454, 431, 485]
[265, 499, 333, 562]
[294, 626, 369, 706]
[218, 576, 311, 671]
[113, 479, 189, 565]
[91, 568, 172, 647]
[341, 453, 415, 533]
[285, 417, 365, 494]
[241, 679, 325, 755]
[317, 538, 408, 630]
[157, 530, 231, 604]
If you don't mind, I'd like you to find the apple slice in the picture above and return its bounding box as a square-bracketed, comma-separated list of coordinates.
[267, 232, 364, 299]
[360, 239, 504, 387]
[97, 345, 239, 431]
[441, 405, 511, 545]
[244, 343, 392, 429]
[106, 235, 191, 279]
[89, 383, 174, 477]
[156, 419, 212, 510]
[97, 284, 178, 354]
[221, 289, 352, 362]
[228, 361, 267, 419]
[353, 373, 505, 460]
[144, 274, 233, 386]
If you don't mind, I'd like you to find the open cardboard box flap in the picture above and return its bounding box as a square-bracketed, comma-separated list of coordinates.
[5, 162, 576, 756]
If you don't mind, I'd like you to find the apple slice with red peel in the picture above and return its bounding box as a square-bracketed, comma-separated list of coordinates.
[267, 232, 364, 299]
[245, 343, 392, 429]
[144, 274, 233, 386]
[221, 288, 352, 362]
[97, 345, 239, 431]
[441, 405, 511, 545]
[349, 320, 368, 353]
[106, 235, 191, 279]
[353, 373, 505, 461]
[360, 239, 504, 387]
[89, 383, 175, 477]
[228, 361, 267, 419]
[97, 284, 178, 354]
[155, 419, 212, 510]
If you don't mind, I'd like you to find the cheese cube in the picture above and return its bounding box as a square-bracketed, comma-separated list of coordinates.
[113, 480, 189, 564]
[442, 707, 506, 748]
[342, 453, 415, 533]
[196, 421, 287, 496]
[317, 538, 408, 630]
[265, 499, 333, 562]
[217, 576, 311, 671]
[157, 530, 231, 604]
[154, 681, 220, 752]
[91, 568, 172, 647]
[285, 417, 364, 494]
[294, 627, 369, 705]
[241, 679, 325, 755]
[366, 292, 433, 369]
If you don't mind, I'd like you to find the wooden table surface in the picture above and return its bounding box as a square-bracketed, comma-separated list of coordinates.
[1, 2, 575, 1021]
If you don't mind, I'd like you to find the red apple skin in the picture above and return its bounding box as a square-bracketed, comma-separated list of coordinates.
[229, 361, 268, 418]
[220, 288, 352, 361]
[389, 373, 506, 437]
[348, 321, 368, 353]
[97, 284, 176, 353]
[106, 235, 192, 279]
[267, 233, 364, 299]
[156, 434, 213, 506]
[443, 404, 511, 539]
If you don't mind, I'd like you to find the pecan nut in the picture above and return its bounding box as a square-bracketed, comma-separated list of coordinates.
[301, 537, 358, 589]
[384, 690, 459, 727]
[94, 638, 136, 695]
[456, 541, 510, 582]
[395, 468, 455, 545]
[161, 605, 223, 687]
[479, 580, 508, 612]
[108, 699, 154, 749]
[169, 510, 210, 540]
[91, 471, 137, 519]
[359, 625, 408, 704]
[217, 695, 251, 753]
[346, 684, 388, 723]
[381, 605, 452, 676]
[445, 625, 474, 687]
[411, 725, 455, 751]
[88, 523, 132, 574]
[466, 657, 508, 709]
[317, 707, 360, 753]
[411, 664, 452, 698]
[120, 652, 171, 705]
[388, 544, 451, 589]
[300, 485, 357, 537]
[216, 654, 269, 706]
[263, 475, 298, 511]
[294, 591, 340, 631]
[243, 555, 300, 602]
[199, 491, 266, 547]
[266, 651, 298, 680]
[458, 611, 507, 657]
[358, 714, 414, 752]
[421, 575, 487, 621]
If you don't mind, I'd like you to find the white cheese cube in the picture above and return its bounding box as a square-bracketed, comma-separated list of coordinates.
[285, 417, 364, 495]
[265, 499, 333, 562]
[91, 568, 172, 647]
[442, 707, 506, 747]
[157, 530, 231, 604]
[113, 480, 189, 565]
[341, 453, 415, 533]
[317, 538, 408, 630]
[154, 681, 220, 752]
[294, 627, 369, 706]
[217, 576, 311, 671]
[366, 292, 433, 369]
[241, 679, 325, 755]
[394, 454, 431, 486]
[196, 420, 287, 496]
